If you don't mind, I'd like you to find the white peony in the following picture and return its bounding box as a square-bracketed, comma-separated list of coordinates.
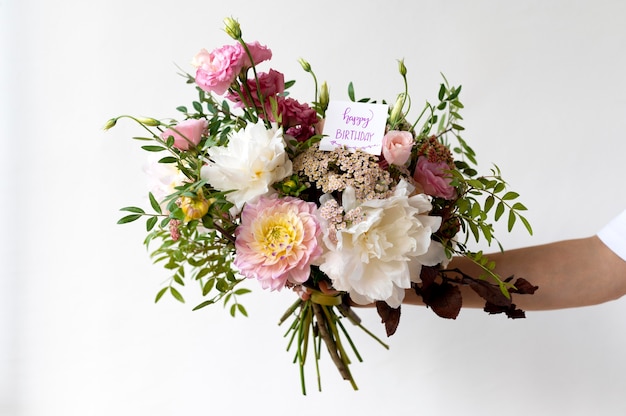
[200, 121, 292, 213]
[318, 180, 447, 308]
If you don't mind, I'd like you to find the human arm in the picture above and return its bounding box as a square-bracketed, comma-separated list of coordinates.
[403, 235, 626, 311]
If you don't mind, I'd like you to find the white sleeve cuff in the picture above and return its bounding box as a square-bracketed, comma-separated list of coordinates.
[597, 209, 626, 262]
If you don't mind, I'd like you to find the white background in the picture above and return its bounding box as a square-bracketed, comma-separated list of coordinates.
[2, 0, 626, 415]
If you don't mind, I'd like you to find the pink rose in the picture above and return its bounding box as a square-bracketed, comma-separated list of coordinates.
[241, 42, 272, 67]
[161, 119, 208, 151]
[413, 156, 457, 200]
[382, 130, 413, 166]
[193, 44, 244, 95]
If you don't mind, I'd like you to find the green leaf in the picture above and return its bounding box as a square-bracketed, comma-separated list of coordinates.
[451, 123, 465, 131]
[193, 101, 203, 112]
[484, 195, 495, 213]
[348, 82, 355, 101]
[493, 182, 506, 193]
[196, 268, 211, 280]
[512, 202, 528, 211]
[148, 192, 162, 214]
[169, 286, 185, 303]
[216, 278, 230, 292]
[117, 214, 142, 224]
[495, 201, 505, 221]
[234, 288, 252, 296]
[508, 210, 517, 231]
[120, 206, 145, 214]
[202, 278, 215, 296]
[146, 216, 158, 231]
[468, 221, 480, 242]
[158, 156, 178, 164]
[520, 215, 534, 235]
[502, 191, 520, 201]
[154, 287, 168, 303]
[447, 85, 462, 100]
[192, 300, 215, 311]
[237, 304, 248, 317]
[438, 83, 446, 101]
[141, 145, 166, 152]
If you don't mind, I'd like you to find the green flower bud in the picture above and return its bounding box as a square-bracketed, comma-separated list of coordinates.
[398, 58, 407, 77]
[136, 117, 161, 127]
[389, 94, 405, 126]
[298, 58, 312, 73]
[103, 118, 117, 130]
[223, 17, 242, 40]
[319, 81, 330, 113]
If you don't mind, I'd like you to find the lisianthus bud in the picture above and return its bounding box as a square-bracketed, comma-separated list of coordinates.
[298, 58, 312, 73]
[388, 94, 405, 126]
[223, 17, 242, 40]
[103, 118, 117, 130]
[319, 81, 329, 113]
[137, 117, 161, 127]
[398, 59, 407, 77]
[180, 191, 211, 222]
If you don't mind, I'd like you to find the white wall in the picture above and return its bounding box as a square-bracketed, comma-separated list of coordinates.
[3, 0, 626, 415]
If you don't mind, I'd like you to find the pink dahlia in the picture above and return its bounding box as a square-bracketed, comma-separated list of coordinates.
[234, 195, 322, 291]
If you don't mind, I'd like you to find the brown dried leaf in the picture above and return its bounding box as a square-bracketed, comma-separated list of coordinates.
[422, 282, 462, 320]
[375, 301, 401, 336]
[467, 278, 511, 307]
[510, 277, 539, 295]
[419, 266, 439, 288]
[484, 302, 527, 319]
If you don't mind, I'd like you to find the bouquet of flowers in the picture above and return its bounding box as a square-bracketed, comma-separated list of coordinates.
[105, 18, 536, 394]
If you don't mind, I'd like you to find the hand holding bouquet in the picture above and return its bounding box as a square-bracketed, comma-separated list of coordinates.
[105, 17, 536, 394]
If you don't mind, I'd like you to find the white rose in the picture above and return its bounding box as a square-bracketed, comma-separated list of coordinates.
[200, 121, 292, 213]
[318, 180, 446, 308]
